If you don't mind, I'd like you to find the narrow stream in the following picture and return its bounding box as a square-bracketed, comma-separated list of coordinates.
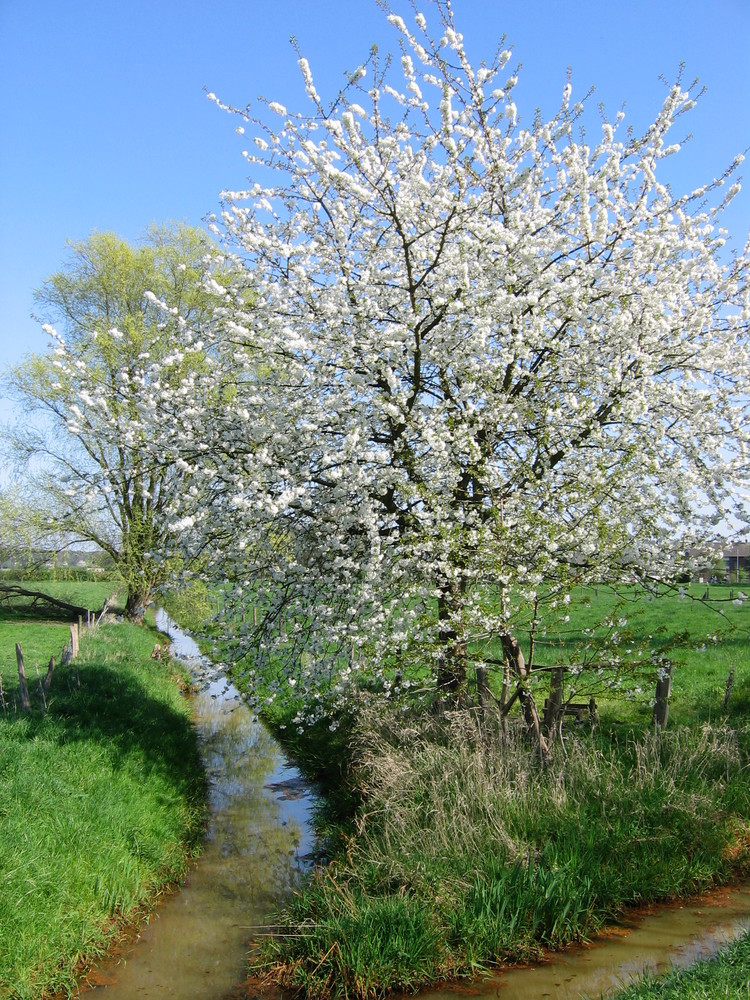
[81, 614, 750, 1000]
[80, 611, 316, 999]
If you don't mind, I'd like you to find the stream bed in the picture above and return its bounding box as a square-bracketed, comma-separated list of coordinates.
[80, 611, 316, 999]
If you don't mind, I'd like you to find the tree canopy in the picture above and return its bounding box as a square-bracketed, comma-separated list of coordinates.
[157, 1, 750, 723]
[5, 223, 222, 616]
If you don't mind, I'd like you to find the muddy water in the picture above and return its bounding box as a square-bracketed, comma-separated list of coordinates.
[411, 884, 750, 1000]
[81, 612, 316, 999]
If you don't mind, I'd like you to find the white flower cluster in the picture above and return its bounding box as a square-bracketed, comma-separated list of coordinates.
[147, 1, 750, 717]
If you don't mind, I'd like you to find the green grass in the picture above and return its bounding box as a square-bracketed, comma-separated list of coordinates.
[461, 582, 750, 728]
[0, 578, 114, 620]
[610, 927, 750, 998]
[0, 600, 205, 1000]
[257, 711, 750, 999]
[536, 583, 749, 713]
[245, 583, 750, 1000]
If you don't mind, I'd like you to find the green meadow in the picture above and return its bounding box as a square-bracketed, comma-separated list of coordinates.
[0, 582, 206, 1000]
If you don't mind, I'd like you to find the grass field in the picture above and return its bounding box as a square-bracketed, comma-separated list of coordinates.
[0, 579, 114, 710]
[525, 582, 750, 724]
[0, 583, 206, 1000]
[245, 582, 750, 1000]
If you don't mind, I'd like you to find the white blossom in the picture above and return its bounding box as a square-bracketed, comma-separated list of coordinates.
[159, 0, 750, 719]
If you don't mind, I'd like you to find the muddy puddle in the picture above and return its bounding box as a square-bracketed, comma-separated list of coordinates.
[79, 611, 316, 999]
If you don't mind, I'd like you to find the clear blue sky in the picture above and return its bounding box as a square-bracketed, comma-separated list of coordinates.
[1, 0, 748, 389]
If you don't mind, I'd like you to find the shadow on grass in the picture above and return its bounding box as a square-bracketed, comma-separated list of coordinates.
[1, 642, 205, 814]
[725, 674, 750, 718]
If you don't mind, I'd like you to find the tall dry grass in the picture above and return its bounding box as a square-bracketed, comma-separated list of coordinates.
[259, 705, 750, 998]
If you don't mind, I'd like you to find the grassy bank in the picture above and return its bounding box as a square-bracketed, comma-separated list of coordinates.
[256, 712, 750, 998]
[239, 585, 750, 999]
[0, 595, 205, 1000]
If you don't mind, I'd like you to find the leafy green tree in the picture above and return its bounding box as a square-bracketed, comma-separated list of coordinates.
[5, 223, 221, 616]
[0, 488, 49, 571]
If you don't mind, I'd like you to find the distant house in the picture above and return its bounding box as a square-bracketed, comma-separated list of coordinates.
[721, 541, 750, 582]
[686, 541, 750, 583]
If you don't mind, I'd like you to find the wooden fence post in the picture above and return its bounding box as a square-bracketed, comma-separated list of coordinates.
[543, 667, 565, 736]
[70, 624, 79, 659]
[34, 662, 47, 711]
[723, 665, 735, 712]
[653, 660, 673, 728]
[43, 656, 55, 696]
[15, 643, 31, 712]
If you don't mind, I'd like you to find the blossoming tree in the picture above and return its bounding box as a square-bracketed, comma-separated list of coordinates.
[169, 1, 749, 721]
[6, 224, 223, 617]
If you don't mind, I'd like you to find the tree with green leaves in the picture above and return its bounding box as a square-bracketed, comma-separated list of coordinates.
[5, 223, 221, 617]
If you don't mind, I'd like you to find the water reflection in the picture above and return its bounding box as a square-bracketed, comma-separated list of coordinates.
[82, 614, 315, 999]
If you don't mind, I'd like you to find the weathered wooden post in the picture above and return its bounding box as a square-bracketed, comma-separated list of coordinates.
[723, 665, 735, 712]
[543, 667, 565, 736]
[34, 662, 47, 711]
[476, 663, 490, 709]
[70, 624, 79, 659]
[501, 633, 549, 761]
[652, 659, 673, 728]
[43, 656, 55, 696]
[15, 643, 31, 712]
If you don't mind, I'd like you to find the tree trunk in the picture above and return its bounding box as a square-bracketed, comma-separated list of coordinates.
[499, 657, 511, 732]
[125, 585, 151, 619]
[436, 581, 467, 701]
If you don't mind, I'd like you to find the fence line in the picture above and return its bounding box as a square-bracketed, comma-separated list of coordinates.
[8, 599, 111, 714]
